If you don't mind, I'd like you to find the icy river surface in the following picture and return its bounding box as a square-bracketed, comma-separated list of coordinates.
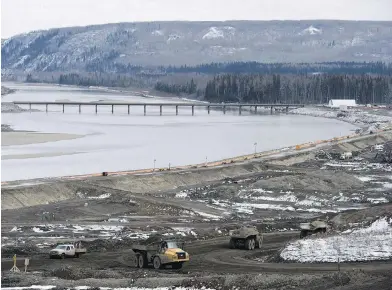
[1, 83, 358, 181]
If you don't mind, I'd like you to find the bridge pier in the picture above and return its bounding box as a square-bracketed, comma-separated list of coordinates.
[46, 104, 48, 113]
[255, 106, 258, 113]
[111, 105, 114, 114]
[95, 104, 98, 114]
[286, 106, 289, 113]
[144, 105, 147, 116]
[62, 104, 65, 113]
[160, 105, 163, 116]
[207, 106, 210, 114]
[270, 106, 273, 114]
[176, 105, 178, 115]
[29, 103, 32, 111]
[239, 105, 242, 115]
[79, 104, 81, 114]
[192, 105, 194, 116]
[223, 105, 226, 114]
[128, 105, 130, 115]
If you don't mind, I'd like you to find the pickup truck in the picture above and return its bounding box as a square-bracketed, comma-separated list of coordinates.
[49, 242, 87, 259]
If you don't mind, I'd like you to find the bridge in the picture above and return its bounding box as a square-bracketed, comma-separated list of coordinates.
[13, 101, 305, 116]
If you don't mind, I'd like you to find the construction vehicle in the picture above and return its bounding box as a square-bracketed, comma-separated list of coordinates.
[299, 219, 327, 238]
[132, 235, 189, 269]
[229, 226, 263, 250]
[49, 241, 86, 259]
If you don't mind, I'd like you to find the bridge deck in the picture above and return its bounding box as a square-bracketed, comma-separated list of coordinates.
[13, 101, 304, 107]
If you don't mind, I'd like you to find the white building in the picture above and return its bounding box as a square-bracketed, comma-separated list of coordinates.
[328, 99, 356, 108]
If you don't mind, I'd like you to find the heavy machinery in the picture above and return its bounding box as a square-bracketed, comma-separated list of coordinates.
[49, 241, 86, 259]
[132, 235, 189, 269]
[299, 219, 327, 238]
[229, 226, 263, 250]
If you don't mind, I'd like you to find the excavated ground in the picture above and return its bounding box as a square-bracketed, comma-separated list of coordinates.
[2, 132, 392, 289]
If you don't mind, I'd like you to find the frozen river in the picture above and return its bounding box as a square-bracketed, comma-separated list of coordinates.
[1, 83, 358, 181]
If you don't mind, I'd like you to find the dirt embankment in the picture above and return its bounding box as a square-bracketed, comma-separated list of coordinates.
[1, 162, 266, 210]
[269, 130, 392, 166]
[2, 130, 392, 210]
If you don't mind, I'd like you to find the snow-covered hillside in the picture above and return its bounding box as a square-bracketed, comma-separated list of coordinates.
[1, 20, 392, 71]
[280, 217, 392, 263]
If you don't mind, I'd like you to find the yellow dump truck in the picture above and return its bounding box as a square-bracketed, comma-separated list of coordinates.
[132, 235, 189, 269]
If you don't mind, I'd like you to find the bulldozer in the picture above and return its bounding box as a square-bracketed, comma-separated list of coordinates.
[299, 219, 327, 238]
[229, 226, 263, 250]
[131, 235, 189, 269]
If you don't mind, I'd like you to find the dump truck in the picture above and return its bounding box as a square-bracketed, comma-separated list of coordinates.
[229, 226, 263, 250]
[132, 235, 189, 269]
[299, 219, 327, 238]
[49, 241, 87, 259]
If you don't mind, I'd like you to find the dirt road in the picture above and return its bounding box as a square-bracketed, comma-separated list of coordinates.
[3, 231, 392, 276]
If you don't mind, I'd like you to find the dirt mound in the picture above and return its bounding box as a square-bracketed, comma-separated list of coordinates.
[331, 203, 392, 227]
[48, 266, 123, 280]
[253, 170, 362, 192]
[1, 244, 40, 258]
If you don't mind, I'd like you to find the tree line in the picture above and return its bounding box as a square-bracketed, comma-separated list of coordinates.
[154, 79, 197, 95]
[24, 70, 392, 105]
[25, 72, 154, 88]
[204, 74, 392, 104]
[161, 61, 392, 75]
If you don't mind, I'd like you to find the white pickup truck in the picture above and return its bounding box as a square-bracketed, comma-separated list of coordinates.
[49, 242, 87, 259]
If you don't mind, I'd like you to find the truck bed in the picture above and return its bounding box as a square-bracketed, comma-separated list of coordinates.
[131, 244, 156, 252]
[75, 248, 87, 253]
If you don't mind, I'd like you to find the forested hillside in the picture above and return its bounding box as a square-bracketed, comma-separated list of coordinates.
[203, 74, 392, 104]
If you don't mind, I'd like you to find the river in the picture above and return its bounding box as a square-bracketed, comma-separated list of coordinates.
[1, 82, 358, 181]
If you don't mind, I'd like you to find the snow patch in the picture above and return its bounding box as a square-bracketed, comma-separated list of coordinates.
[87, 193, 111, 199]
[234, 202, 295, 212]
[152, 30, 164, 36]
[175, 191, 188, 198]
[367, 197, 389, 204]
[202, 26, 235, 39]
[194, 211, 222, 220]
[32, 227, 53, 233]
[301, 25, 322, 35]
[167, 34, 182, 42]
[281, 217, 392, 262]
[10, 226, 22, 232]
[355, 176, 375, 182]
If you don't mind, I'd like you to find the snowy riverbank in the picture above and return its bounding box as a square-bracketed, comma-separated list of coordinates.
[290, 106, 392, 133]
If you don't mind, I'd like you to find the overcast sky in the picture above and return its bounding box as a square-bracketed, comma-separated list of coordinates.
[2, 0, 392, 38]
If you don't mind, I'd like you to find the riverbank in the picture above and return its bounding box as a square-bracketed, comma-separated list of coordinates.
[1, 85, 16, 96]
[2, 129, 391, 209]
[290, 106, 392, 133]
